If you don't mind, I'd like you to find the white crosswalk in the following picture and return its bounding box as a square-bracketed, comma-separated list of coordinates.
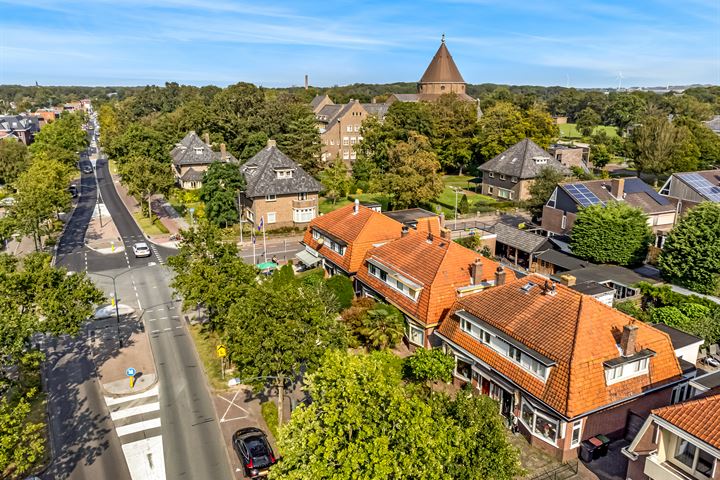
[104, 384, 166, 480]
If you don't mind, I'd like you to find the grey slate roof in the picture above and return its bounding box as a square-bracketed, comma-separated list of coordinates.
[561, 264, 663, 287]
[535, 249, 589, 270]
[310, 94, 331, 109]
[651, 324, 703, 350]
[493, 222, 550, 253]
[171, 131, 237, 167]
[362, 103, 390, 119]
[180, 168, 205, 183]
[479, 138, 570, 179]
[0, 115, 40, 133]
[558, 177, 675, 214]
[241, 143, 323, 198]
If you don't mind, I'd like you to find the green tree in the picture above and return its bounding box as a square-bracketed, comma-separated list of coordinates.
[430, 94, 478, 174]
[524, 105, 559, 149]
[200, 162, 245, 227]
[118, 154, 174, 219]
[403, 348, 455, 383]
[0, 139, 29, 185]
[0, 389, 45, 478]
[28, 112, 87, 166]
[659, 202, 720, 295]
[527, 167, 566, 218]
[319, 158, 351, 204]
[570, 202, 652, 266]
[674, 116, 720, 170]
[458, 194, 470, 215]
[278, 113, 322, 175]
[476, 102, 526, 160]
[324, 275, 354, 310]
[604, 92, 646, 131]
[357, 303, 405, 350]
[380, 133, 444, 209]
[225, 281, 347, 425]
[167, 222, 257, 328]
[629, 114, 700, 181]
[575, 107, 601, 137]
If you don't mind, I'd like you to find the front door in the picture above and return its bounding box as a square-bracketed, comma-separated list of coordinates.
[501, 390, 513, 419]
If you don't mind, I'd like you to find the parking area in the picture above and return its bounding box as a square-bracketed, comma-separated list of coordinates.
[211, 385, 277, 479]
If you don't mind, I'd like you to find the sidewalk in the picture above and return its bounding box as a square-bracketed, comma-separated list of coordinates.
[85, 204, 124, 253]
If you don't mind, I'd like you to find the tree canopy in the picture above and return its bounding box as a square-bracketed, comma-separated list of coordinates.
[0, 139, 29, 186]
[570, 202, 652, 266]
[659, 202, 720, 295]
[200, 162, 245, 227]
[527, 167, 567, 218]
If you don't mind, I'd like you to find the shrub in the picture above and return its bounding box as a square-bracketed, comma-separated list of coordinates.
[261, 401, 279, 439]
[403, 348, 455, 383]
[458, 194, 470, 214]
[325, 275, 354, 310]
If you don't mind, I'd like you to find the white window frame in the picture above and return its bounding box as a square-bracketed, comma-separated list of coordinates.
[669, 433, 716, 479]
[407, 324, 424, 346]
[500, 174, 506, 180]
[519, 398, 560, 446]
[293, 207, 315, 223]
[488, 172, 494, 178]
[298, 192, 308, 201]
[561, 215, 567, 229]
[512, 176, 518, 183]
[570, 420, 583, 448]
[605, 358, 649, 385]
[265, 194, 277, 202]
[453, 355, 472, 381]
[346, 125, 352, 132]
[267, 212, 276, 224]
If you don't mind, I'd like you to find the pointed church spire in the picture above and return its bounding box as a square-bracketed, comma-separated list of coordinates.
[418, 37, 465, 85]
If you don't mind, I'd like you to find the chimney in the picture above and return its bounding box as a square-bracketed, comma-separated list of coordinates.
[353, 198, 360, 215]
[542, 280, 557, 296]
[560, 274, 576, 287]
[267, 139, 276, 149]
[304, 74, 308, 90]
[611, 178, 625, 199]
[494, 266, 506, 286]
[426, 232, 434, 244]
[470, 258, 483, 285]
[440, 227, 451, 239]
[439, 212, 446, 228]
[220, 143, 227, 160]
[401, 225, 409, 237]
[620, 324, 638, 357]
[204, 132, 210, 145]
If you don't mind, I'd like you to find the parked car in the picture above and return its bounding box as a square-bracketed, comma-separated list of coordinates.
[232, 427, 277, 478]
[68, 185, 78, 198]
[82, 165, 93, 174]
[132, 242, 151, 258]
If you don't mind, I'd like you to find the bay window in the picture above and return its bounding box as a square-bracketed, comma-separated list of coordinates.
[520, 399, 560, 445]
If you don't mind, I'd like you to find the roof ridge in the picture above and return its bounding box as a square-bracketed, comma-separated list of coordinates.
[655, 389, 720, 415]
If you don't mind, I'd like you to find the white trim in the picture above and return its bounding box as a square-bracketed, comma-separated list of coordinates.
[570, 419, 583, 448]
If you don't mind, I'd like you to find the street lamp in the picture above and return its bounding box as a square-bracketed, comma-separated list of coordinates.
[90, 268, 140, 348]
[450, 186, 461, 230]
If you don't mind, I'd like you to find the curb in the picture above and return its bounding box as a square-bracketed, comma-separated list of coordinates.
[85, 240, 125, 255]
[99, 372, 159, 397]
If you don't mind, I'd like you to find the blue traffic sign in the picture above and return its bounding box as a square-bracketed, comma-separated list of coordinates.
[126, 367, 136, 377]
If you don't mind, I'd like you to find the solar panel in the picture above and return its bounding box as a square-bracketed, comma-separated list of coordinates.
[564, 183, 604, 207]
[679, 173, 720, 202]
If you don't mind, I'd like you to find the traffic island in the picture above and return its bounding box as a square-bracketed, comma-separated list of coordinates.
[85, 203, 124, 254]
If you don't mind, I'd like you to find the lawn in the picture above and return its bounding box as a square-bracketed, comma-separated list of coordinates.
[559, 123, 618, 140]
[132, 212, 170, 235]
[187, 324, 229, 391]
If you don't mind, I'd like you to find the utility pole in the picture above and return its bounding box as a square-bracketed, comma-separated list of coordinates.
[451, 186, 461, 230]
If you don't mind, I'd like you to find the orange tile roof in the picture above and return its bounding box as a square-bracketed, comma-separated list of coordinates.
[653, 388, 720, 449]
[355, 230, 514, 327]
[437, 274, 682, 418]
[302, 204, 404, 273]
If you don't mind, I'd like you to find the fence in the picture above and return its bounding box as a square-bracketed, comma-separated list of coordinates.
[528, 460, 579, 480]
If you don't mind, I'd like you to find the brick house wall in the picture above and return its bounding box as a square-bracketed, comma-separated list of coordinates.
[480, 176, 533, 201]
[244, 193, 319, 230]
[173, 163, 211, 189]
[320, 101, 368, 167]
[541, 205, 578, 235]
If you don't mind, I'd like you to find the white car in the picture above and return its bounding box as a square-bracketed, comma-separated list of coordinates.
[132, 242, 151, 258]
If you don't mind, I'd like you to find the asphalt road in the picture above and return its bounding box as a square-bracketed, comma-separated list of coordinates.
[48, 142, 232, 479]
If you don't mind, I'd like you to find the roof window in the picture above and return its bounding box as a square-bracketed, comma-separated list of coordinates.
[194, 146, 204, 155]
[533, 156, 549, 164]
[520, 282, 537, 294]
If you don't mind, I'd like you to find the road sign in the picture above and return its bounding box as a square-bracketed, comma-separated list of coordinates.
[216, 345, 227, 358]
[126, 367, 136, 377]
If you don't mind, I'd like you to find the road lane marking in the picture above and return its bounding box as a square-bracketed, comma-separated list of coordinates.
[110, 402, 160, 420]
[151, 329, 160, 333]
[163, 327, 171, 331]
[122, 435, 165, 480]
[219, 390, 250, 422]
[116, 417, 162, 437]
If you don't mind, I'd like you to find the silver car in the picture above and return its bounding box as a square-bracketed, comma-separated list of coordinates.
[132, 242, 151, 258]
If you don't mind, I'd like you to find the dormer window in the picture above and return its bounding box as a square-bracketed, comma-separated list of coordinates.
[194, 146, 203, 155]
[276, 169, 293, 179]
[533, 156, 549, 165]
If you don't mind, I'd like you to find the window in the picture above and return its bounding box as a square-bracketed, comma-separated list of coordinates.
[298, 192, 308, 201]
[488, 187, 494, 194]
[520, 399, 559, 445]
[561, 215, 567, 229]
[455, 357, 472, 380]
[672, 437, 714, 478]
[267, 212, 276, 224]
[354, 125, 359, 132]
[312, 230, 320, 240]
[512, 176, 518, 183]
[330, 139, 335, 146]
[500, 174, 506, 180]
[276, 169, 293, 179]
[488, 172, 495, 178]
[265, 194, 277, 202]
[343, 137, 349, 146]
[570, 420, 583, 448]
[408, 324, 424, 346]
[293, 207, 315, 223]
[350, 151, 356, 160]
[508, 346, 522, 362]
[605, 358, 649, 385]
[343, 151, 350, 160]
[346, 125, 352, 132]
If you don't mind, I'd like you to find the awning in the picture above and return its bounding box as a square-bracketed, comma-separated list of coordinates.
[295, 250, 321, 267]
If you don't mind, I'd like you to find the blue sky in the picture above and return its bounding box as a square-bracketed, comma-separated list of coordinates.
[0, 0, 718, 88]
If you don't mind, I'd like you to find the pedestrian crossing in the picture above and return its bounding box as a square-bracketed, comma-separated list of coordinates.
[105, 384, 166, 480]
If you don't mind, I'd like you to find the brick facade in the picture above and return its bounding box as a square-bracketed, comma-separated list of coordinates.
[241, 193, 319, 230]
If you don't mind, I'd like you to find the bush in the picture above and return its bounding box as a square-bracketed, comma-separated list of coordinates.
[325, 275, 354, 310]
[454, 234, 481, 250]
[404, 348, 455, 383]
[261, 401, 279, 439]
[458, 194, 470, 214]
[358, 303, 405, 350]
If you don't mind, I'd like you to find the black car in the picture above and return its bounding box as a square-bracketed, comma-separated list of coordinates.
[232, 427, 277, 478]
[82, 165, 93, 174]
[68, 185, 78, 198]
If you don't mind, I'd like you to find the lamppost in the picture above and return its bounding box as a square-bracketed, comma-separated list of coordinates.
[90, 268, 139, 348]
[450, 186, 461, 230]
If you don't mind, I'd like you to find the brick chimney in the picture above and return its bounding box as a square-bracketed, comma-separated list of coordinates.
[560, 274, 576, 287]
[203, 132, 210, 145]
[439, 227, 451, 239]
[620, 324, 638, 357]
[470, 258, 483, 285]
[220, 143, 227, 160]
[495, 266, 506, 286]
[267, 139, 276, 148]
[401, 225, 409, 237]
[611, 178, 625, 199]
[353, 198, 360, 215]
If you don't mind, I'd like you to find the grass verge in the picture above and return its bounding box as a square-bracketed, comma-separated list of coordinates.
[559, 123, 618, 139]
[261, 401, 279, 440]
[187, 324, 228, 391]
[132, 212, 170, 236]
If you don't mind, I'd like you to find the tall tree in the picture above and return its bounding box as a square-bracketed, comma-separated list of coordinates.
[28, 112, 87, 166]
[200, 162, 245, 227]
[527, 167, 566, 218]
[629, 114, 700, 180]
[277, 111, 322, 175]
[575, 107, 601, 137]
[430, 94, 478, 174]
[225, 281, 347, 425]
[319, 158, 351, 204]
[118, 154, 174, 219]
[357, 303, 405, 350]
[476, 102, 527, 160]
[0, 138, 29, 186]
[380, 133, 444, 209]
[659, 202, 720, 295]
[570, 202, 652, 266]
[0, 389, 45, 478]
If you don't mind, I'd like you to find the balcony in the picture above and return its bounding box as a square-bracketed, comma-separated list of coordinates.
[293, 198, 317, 209]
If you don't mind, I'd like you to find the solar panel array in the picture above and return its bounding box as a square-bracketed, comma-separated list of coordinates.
[564, 183, 604, 207]
[679, 173, 720, 202]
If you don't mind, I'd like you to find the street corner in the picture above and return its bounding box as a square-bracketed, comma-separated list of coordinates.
[212, 386, 268, 478]
[86, 242, 126, 255]
[102, 372, 158, 396]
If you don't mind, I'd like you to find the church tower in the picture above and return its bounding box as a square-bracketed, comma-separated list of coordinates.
[417, 34, 467, 96]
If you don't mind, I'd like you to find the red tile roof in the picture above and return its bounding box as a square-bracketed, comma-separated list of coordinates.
[303, 204, 404, 273]
[437, 274, 682, 418]
[653, 388, 720, 449]
[355, 230, 514, 327]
